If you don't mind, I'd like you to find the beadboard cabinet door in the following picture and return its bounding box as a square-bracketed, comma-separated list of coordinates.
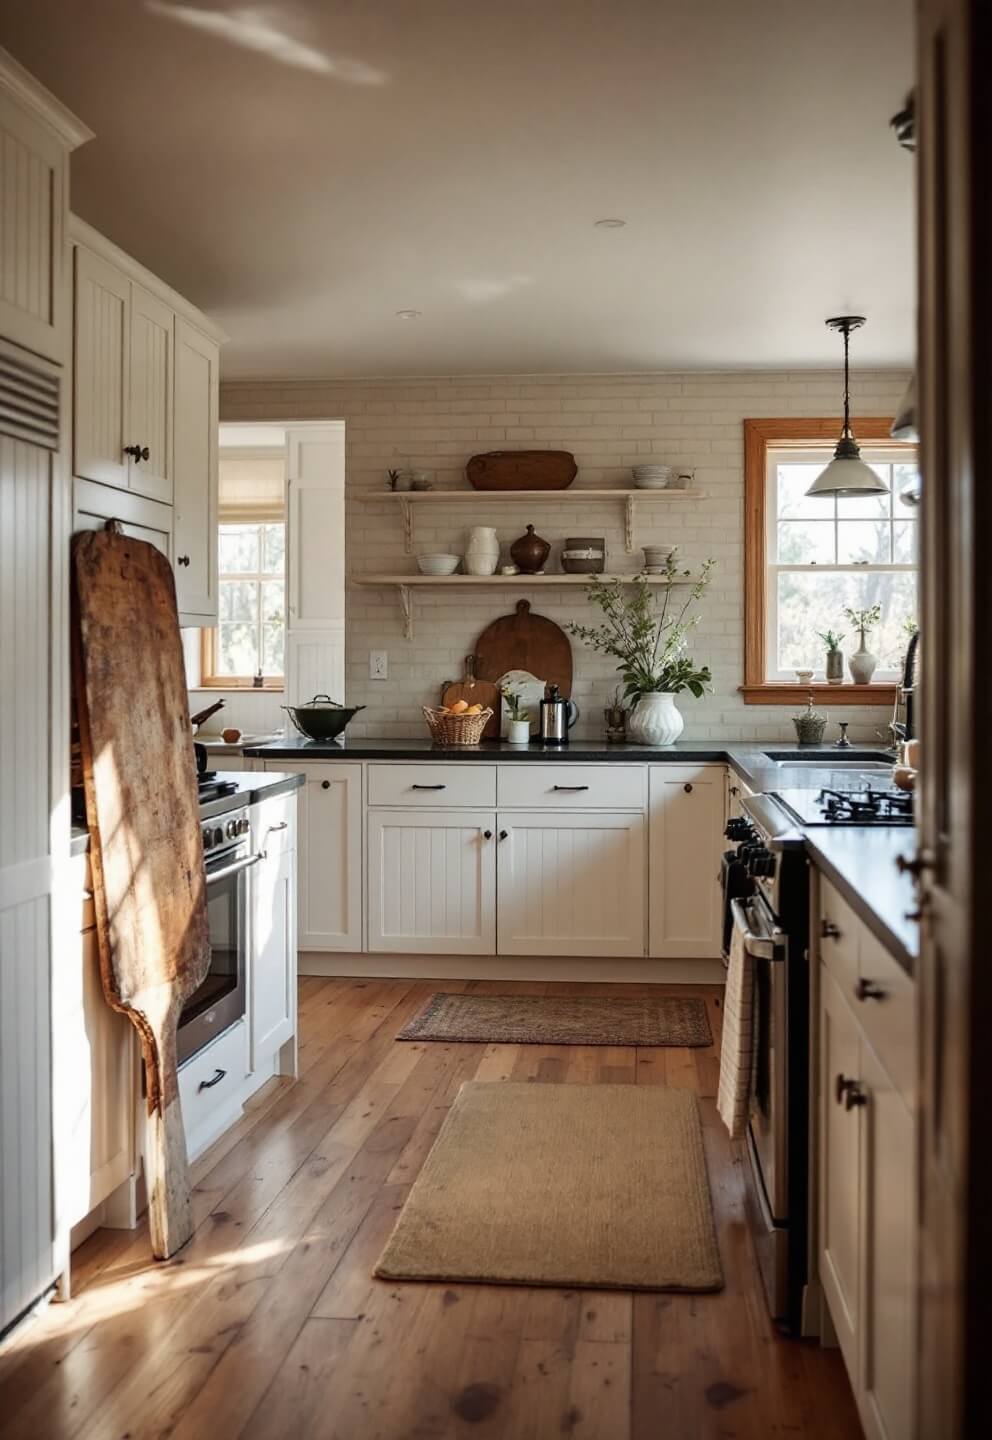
[649, 765, 726, 958]
[127, 284, 173, 503]
[819, 965, 863, 1379]
[172, 318, 218, 622]
[73, 245, 130, 489]
[367, 810, 496, 954]
[496, 812, 645, 957]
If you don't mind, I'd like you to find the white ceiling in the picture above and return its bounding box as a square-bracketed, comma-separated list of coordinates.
[2, 0, 916, 377]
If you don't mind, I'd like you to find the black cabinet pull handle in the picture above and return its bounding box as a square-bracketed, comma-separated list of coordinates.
[412, 783, 446, 790]
[844, 1085, 867, 1111]
[483, 829, 493, 839]
[176, 554, 190, 567]
[198, 1067, 226, 1092]
[683, 783, 693, 793]
[552, 784, 589, 792]
[855, 977, 885, 1002]
[124, 444, 150, 462]
[835, 1073, 855, 1105]
[321, 780, 331, 789]
[820, 918, 841, 939]
[499, 829, 508, 840]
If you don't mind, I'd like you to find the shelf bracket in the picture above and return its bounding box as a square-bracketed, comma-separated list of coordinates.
[401, 498, 413, 554]
[625, 496, 635, 553]
[398, 584, 413, 640]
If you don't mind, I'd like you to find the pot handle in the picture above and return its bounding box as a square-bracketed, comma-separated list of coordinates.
[281, 706, 308, 738]
[566, 700, 580, 729]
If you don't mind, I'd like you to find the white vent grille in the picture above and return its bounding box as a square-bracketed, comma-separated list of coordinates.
[0, 338, 60, 450]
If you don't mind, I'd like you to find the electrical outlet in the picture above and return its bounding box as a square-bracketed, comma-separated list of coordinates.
[369, 650, 388, 681]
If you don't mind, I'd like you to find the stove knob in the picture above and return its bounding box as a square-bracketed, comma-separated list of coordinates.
[725, 817, 751, 840]
[212, 826, 224, 848]
[202, 828, 214, 850]
[752, 853, 777, 878]
[238, 817, 250, 835]
[225, 819, 238, 839]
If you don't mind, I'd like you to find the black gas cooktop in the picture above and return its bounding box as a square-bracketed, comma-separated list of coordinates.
[773, 785, 915, 828]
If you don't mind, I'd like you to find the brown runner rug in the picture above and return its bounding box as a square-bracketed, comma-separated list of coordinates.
[375, 1081, 723, 1292]
[397, 992, 713, 1048]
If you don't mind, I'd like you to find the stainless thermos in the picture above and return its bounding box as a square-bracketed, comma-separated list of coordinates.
[539, 685, 579, 744]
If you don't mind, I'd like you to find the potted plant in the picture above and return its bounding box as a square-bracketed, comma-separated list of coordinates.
[843, 603, 883, 684]
[501, 688, 531, 744]
[566, 551, 715, 745]
[604, 685, 628, 742]
[817, 628, 846, 685]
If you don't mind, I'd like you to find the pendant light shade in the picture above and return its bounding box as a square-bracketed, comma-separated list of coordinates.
[806, 316, 890, 498]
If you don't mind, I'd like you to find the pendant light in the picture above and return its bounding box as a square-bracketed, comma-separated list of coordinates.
[806, 316, 889, 498]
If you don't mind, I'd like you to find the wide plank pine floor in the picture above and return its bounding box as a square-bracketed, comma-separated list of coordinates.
[0, 977, 861, 1439]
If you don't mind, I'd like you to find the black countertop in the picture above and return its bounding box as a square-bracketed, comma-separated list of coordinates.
[69, 771, 303, 857]
[245, 734, 918, 971]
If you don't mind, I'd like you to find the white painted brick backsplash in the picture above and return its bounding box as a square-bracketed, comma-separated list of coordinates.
[221, 369, 909, 743]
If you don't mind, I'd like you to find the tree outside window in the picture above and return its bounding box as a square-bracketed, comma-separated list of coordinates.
[205, 522, 285, 683]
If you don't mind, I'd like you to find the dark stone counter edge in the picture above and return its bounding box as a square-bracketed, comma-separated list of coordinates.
[70, 772, 304, 857]
[803, 835, 917, 978]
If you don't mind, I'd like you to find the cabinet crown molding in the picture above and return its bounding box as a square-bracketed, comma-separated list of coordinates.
[0, 47, 94, 149]
[68, 214, 228, 346]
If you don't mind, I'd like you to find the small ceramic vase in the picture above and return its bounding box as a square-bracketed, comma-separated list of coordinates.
[510, 524, 551, 574]
[848, 644, 878, 685]
[627, 692, 683, 745]
[825, 649, 844, 684]
[464, 526, 500, 577]
[507, 719, 530, 745]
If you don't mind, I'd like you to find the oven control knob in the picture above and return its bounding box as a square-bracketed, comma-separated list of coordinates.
[725, 818, 751, 840]
[202, 828, 214, 850]
[238, 817, 250, 835]
[212, 827, 224, 848]
[225, 819, 237, 839]
[750, 851, 776, 877]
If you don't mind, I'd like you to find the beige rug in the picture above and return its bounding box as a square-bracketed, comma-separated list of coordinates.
[397, 992, 713, 1047]
[375, 1081, 723, 1292]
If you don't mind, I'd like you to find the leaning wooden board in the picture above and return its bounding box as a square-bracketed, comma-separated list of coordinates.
[440, 655, 501, 738]
[474, 600, 573, 732]
[71, 525, 210, 1260]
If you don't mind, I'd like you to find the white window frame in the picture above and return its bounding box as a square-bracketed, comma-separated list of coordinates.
[764, 445, 918, 683]
[204, 520, 286, 686]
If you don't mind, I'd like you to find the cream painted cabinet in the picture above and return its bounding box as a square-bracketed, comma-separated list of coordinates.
[251, 842, 296, 1068]
[127, 284, 173, 503]
[173, 318, 219, 621]
[818, 965, 863, 1374]
[816, 878, 917, 1440]
[496, 812, 645, 957]
[284, 424, 345, 707]
[275, 761, 363, 951]
[367, 810, 496, 954]
[649, 765, 726, 958]
[73, 477, 173, 559]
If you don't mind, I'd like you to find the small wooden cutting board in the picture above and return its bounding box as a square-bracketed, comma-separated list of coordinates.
[71, 524, 210, 1260]
[440, 655, 501, 738]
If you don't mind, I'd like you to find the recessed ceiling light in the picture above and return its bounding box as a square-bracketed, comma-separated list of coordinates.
[594, 218, 626, 228]
[395, 309, 422, 320]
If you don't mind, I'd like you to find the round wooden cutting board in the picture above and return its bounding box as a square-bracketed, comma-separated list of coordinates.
[474, 600, 573, 710]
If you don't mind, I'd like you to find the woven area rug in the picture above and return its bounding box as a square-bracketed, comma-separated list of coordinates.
[397, 992, 713, 1048]
[375, 1081, 722, 1292]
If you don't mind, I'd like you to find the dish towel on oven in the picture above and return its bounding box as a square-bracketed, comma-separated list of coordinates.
[717, 919, 756, 1138]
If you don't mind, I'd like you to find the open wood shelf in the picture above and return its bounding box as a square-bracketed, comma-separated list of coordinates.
[353, 485, 706, 553]
[349, 571, 700, 638]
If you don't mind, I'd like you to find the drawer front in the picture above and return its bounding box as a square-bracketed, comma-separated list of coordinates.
[817, 876, 861, 995]
[178, 1022, 247, 1133]
[497, 764, 646, 810]
[368, 763, 496, 808]
[855, 927, 916, 1107]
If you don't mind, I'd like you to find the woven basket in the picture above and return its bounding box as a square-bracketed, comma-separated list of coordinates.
[423, 705, 494, 745]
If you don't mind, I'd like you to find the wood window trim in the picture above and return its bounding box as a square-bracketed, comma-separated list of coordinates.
[199, 628, 284, 691]
[742, 416, 906, 705]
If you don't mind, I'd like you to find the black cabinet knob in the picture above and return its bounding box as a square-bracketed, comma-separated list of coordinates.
[124, 444, 150, 462]
[176, 554, 190, 567]
[683, 783, 693, 793]
[499, 829, 508, 840]
[844, 1085, 867, 1110]
[483, 829, 493, 839]
[855, 977, 885, 1002]
[321, 780, 330, 790]
[835, 1073, 855, 1105]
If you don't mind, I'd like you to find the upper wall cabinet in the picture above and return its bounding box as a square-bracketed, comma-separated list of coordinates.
[69, 217, 225, 625]
[0, 56, 91, 363]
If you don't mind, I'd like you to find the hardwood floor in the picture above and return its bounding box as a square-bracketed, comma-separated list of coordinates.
[0, 977, 861, 1439]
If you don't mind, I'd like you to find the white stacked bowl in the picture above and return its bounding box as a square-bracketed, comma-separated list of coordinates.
[417, 553, 460, 576]
[631, 464, 673, 489]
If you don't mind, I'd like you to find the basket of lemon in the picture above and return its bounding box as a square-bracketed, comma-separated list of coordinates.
[422, 700, 494, 745]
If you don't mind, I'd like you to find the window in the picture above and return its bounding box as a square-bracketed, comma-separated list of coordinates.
[743, 419, 918, 702]
[201, 450, 287, 688]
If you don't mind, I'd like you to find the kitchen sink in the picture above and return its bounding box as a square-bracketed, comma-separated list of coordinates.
[762, 750, 893, 770]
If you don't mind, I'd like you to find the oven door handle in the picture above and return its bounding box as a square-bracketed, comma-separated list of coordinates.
[206, 852, 263, 885]
[730, 897, 785, 961]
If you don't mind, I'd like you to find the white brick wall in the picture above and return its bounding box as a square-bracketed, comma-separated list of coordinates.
[220, 370, 909, 743]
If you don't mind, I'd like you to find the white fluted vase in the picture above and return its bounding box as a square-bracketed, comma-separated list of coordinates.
[627, 691, 684, 745]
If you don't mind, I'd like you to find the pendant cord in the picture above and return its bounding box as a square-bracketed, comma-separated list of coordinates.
[842, 323, 851, 437]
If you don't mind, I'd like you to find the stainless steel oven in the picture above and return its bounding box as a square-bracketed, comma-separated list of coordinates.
[177, 808, 256, 1065]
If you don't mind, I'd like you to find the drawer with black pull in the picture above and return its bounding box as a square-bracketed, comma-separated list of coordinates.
[497, 764, 646, 810]
[367, 763, 496, 808]
[177, 1020, 247, 1139]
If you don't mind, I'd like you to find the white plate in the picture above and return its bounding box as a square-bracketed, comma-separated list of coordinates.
[496, 669, 546, 737]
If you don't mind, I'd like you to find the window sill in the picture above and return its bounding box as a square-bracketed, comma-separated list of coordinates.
[193, 682, 285, 694]
[740, 683, 898, 706]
